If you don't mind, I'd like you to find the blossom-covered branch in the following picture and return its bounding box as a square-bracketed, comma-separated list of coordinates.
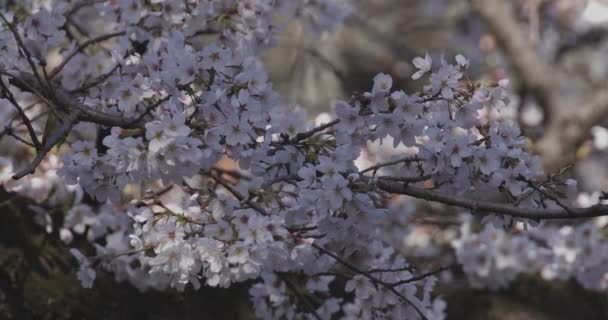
[3, 1, 608, 320]
[368, 177, 608, 220]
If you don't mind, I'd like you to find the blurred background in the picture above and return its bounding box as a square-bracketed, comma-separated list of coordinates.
[4, 0, 608, 319]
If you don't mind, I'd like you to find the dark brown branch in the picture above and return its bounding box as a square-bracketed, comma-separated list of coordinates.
[390, 264, 456, 287]
[261, 174, 301, 189]
[12, 112, 78, 179]
[124, 96, 171, 127]
[0, 13, 45, 88]
[276, 274, 322, 320]
[311, 243, 428, 320]
[209, 167, 252, 181]
[187, 29, 221, 38]
[4, 70, 152, 179]
[367, 266, 414, 274]
[369, 177, 608, 220]
[204, 171, 270, 216]
[72, 61, 122, 94]
[0, 105, 45, 141]
[8, 71, 145, 128]
[5, 126, 36, 147]
[289, 119, 340, 143]
[517, 174, 573, 214]
[359, 156, 420, 174]
[50, 31, 126, 78]
[377, 175, 430, 184]
[0, 77, 41, 150]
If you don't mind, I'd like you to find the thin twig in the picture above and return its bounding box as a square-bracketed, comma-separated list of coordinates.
[205, 171, 270, 216]
[262, 174, 301, 189]
[277, 273, 322, 320]
[125, 95, 171, 126]
[367, 266, 414, 274]
[13, 113, 78, 179]
[0, 76, 41, 149]
[377, 175, 430, 184]
[71, 62, 121, 94]
[0, 13, 44, 87]
[390, 264, 456, 287]
[289, 119, 340, 144]
[50, 31, 126, 78]
[311, 243, 429, 320]
[5, 127, 36, 147]
[360, 156, 421, 174]
[517, 174, 573, 214]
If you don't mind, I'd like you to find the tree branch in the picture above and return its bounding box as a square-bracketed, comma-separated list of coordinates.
[359, 156, 421, 174]
[71, 61, 121, 94]
[7, 71, 145, 128]
[290, 119, 340, 143]
[0, 77, 41, 150]
[0, 13, 45, 88]
[50, 31, 126, 79]
[390, 264, 456, 287]
[311, 243, 429, 320]
[276, 273, 322, 320]
[12, 112, 78, 179]
[204, 171, 270, 216]
[368, 177, 608, 220]
[3, 70, 151, 179]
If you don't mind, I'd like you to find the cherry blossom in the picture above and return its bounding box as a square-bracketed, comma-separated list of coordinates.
[412, 53, 432, 80]
[3, 2, 608, 320]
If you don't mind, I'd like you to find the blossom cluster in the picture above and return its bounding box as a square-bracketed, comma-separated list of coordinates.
[453, 207, 608, 292]
[2, 1, 608, 320]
